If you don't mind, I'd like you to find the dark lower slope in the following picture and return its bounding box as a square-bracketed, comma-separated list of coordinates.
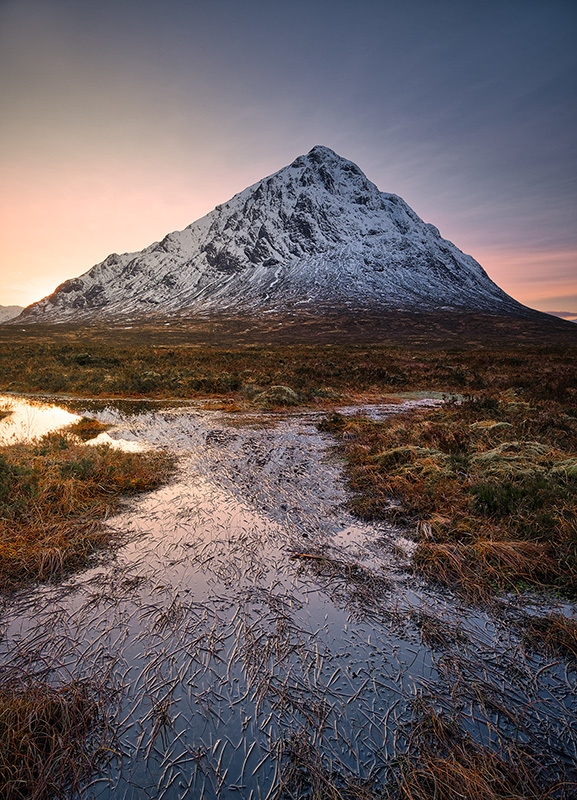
[3, 307, 576, 348]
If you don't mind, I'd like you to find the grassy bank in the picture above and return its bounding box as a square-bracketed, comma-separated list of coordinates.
[0, 412, 174, 795]
[320, 391, 577, 603]
[0, 431, 174, 593]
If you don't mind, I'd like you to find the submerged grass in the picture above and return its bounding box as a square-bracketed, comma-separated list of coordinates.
[0, 670, 113, 800]
[387, 705, 570, 800]
[0, 431, 174, 592]
[320, 390, 577, 601]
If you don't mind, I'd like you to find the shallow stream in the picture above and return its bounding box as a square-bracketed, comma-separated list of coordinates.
[0, 395, 575, 798]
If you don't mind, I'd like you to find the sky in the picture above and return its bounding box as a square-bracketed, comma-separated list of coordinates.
[1, 0, 576, 313]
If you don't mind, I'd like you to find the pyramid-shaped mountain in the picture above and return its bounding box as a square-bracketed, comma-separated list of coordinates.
[20, 146, 526, 321]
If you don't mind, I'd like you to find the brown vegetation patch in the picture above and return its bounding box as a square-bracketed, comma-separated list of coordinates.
[320, 390, 577, 601]
[390, 706, 568, 800]
[521, 613, 577, 662]
[0, 671, 113, 800]
[0, 433, 175, 592]
[0, 320, 575, 410]
[64, 416, 111, 441]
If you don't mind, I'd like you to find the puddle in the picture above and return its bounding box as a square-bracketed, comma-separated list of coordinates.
[0, 395, 81, 444]
[0, 397, 575, 798]
[0, 395, 146, 451]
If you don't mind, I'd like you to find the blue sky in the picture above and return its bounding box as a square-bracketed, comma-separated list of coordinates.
[1, 0, 575, 310]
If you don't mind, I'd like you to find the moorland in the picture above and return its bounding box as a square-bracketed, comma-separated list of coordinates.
[1, 309, 576, 799]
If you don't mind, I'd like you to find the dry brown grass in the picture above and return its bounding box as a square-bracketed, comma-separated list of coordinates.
[0, 671, 113, 800]
[0, 432, 174, 592]
[388, 705, 572, 800]
[521, 613, 577, 662]
[0, 324, 575, 409]
[320, 391, 577, 601]
[63, 416, 111, 440]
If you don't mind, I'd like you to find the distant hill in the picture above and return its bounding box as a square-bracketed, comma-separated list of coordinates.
[546, 311, 577, 323]
[0, 305, 23, 323]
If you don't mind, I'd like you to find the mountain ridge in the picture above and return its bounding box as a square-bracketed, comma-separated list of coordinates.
[18, 146, 530, 322]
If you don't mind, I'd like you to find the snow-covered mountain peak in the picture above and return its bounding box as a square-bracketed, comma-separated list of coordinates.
[18, 147, 526, 321]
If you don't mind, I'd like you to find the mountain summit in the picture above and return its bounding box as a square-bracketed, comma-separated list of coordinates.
[20, 146, 525, 321]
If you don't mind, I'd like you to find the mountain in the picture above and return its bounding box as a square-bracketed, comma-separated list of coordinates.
[0, 305, 24, 323]
[18, 146, 528, 322]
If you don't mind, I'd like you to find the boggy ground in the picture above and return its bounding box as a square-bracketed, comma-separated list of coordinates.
[0, 396, 575, 799]
[0, 313, 575, 406]
[0, 410, 174, 799]
[320, 391, 577, 604]
[0, 314, 576, 799]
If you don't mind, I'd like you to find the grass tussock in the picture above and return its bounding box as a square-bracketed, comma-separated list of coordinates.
[0, 432, 174, 592]
[389, 706, 568, 800]
[521, 612, 577, 662]
[0, 671, 113, 800]
[320, 390, 577, 601]
[63, 416, 111, 440]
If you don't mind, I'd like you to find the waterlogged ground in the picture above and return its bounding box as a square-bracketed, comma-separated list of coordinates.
[0, 396, 576, 798]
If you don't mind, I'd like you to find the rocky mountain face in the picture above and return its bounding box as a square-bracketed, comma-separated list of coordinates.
[19, 146, 527, 322]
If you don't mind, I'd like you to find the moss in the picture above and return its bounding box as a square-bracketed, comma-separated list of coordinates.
[253, 384, 300, 407]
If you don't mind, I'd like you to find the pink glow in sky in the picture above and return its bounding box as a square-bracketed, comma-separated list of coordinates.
[1, 0, 576, 314]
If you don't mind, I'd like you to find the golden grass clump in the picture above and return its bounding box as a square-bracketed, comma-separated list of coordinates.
[63, 416, 111, 441]
[0, 432, 175, 592]
[521, 612, 577, 662]
[320, 391, 577, 601]
[0, 673, 112, 800]
[390, 706, 569, 800]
